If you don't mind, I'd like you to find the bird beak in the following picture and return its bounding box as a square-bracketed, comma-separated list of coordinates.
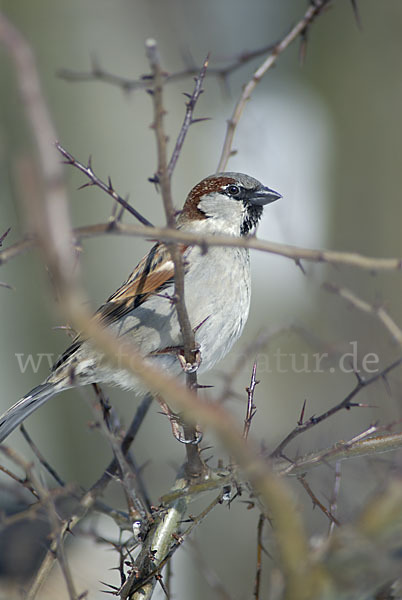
[249, 186, 282, 206]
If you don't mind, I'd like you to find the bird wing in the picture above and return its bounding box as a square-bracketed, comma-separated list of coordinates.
[96, 242, 183, 323]
[52, 242, 187, 371]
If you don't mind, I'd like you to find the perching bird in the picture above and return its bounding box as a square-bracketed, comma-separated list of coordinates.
[0, 172, 281, 442]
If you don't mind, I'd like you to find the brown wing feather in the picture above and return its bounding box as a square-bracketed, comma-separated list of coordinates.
[97, 242, 181, 323]
[52, 242, 186, 371]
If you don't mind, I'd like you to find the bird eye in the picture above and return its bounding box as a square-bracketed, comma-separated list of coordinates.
[227, 185, 241, 196]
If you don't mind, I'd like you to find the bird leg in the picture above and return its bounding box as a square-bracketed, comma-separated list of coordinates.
[157, 397, 202, 445]
[176, 346, 201, 373]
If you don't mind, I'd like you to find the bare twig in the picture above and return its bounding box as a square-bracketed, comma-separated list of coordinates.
[2, 220, 402, 273]
[277, 428, 402, 477]
[146, 39, 195, 360]
[56, 143, 154, 227]
[0, 227, 11, 245]
[217, 0, 332, 171]
[323, 282, 402, 346]
[270, 356, 402, 458]
[328, 462, 342, 537]
[254, 513, 265, 600]
[298, 475, 341, 527]
[0, 12, 75, 280]
[0, 235, 33, 265]
[219, 329, 277, 402]
[89, 393, 153, 499]
[166, 55, 209, 177]
[86, 388, 151, 524]
[124, 492, 224, 599]
[146, 39, 176, 226]
[243, 361, 259, 439]
[56, 42, 282, 93]
[0, 446, 82, 600]
[20, 423, 65, 487]
[145, 37, 204, 477]
[0, 453, 40, 499]
[28, 395, 153, 598]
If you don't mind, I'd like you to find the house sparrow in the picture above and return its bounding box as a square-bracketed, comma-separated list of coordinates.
[0, 172, 281, 442]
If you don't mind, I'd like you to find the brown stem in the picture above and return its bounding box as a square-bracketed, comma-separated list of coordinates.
[146, 38, 205, 478]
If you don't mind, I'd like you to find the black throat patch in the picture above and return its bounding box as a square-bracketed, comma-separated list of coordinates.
[241, 204, 263, 236]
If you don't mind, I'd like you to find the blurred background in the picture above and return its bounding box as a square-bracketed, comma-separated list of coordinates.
[1, 0, 402, 598]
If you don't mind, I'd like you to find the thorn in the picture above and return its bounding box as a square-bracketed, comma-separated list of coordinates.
[108, 176, 113, 190]
[354, 370, 365, 386]
[295, 258, 306, 275]
[78, 182, 92, 190]
[350, 0, 362, 29]
[190, 117, 211, 124]
[381, 374, 392, 396]
[65, 520, 75, 535]
[194, 383, 214, 389]
[0, 227, 11, 245]
[99, 581, 120, 591]
[87, 155, 93, 170]
[148, 175, 159, 186]
[298, 399, 307, 425]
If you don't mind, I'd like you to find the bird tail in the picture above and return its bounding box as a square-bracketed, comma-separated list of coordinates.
[0, 383, 56, 443]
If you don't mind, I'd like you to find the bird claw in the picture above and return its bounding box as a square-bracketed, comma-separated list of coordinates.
[177, 346, 201, 373]
[157, 397, 203, 445]
[175, 429, 203, 445]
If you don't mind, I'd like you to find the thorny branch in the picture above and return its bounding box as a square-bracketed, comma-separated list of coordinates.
[328, 462, 342, 537]
[123, 492, 224, 598]
[323, 282, 402, 347]
[23, 394, 153, 599]
[298, 475, 341, 527]
[217, 0, 333, 171]
[270, 356, 402, 458]
[3, 218, 402, 273]
[1, 446, 82, 600]
[167, 55, 209, 178]
[86, 387, 151, 524]
[279, 427, 402, 477]
[20, 423, 65, 487]
[55, 143, 154, 227]
[57, 0, 352, 101]
[243, 361, 259, 440]
[56, 1, 335, 175]
[146, 39, 196, 366]
[0, 228, 12, 288]
[146, 38, 205, 477]
[0, 227, 11, 246]
[5, 2, 402, 599]
[254, 514, 265, 600]
[57, 43, 277, 93]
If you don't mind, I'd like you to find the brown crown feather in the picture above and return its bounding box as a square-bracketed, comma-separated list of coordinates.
[179, 175, 237, 222]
